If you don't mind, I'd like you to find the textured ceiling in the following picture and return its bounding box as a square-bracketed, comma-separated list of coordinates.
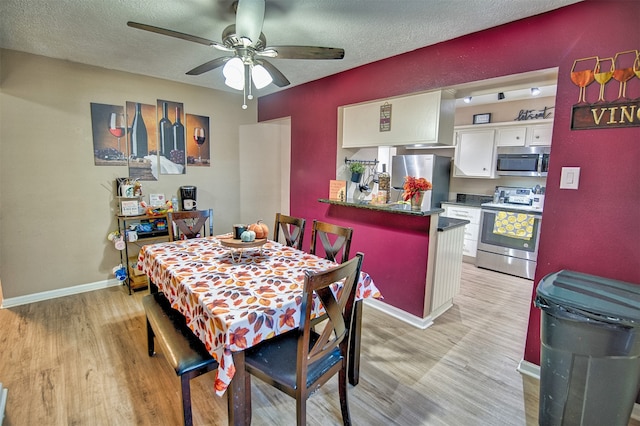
[0, 0, 580, 98]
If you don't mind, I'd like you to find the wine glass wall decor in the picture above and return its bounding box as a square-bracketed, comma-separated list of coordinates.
[186, 114, 210, 167]
[90, 103, 127, 166]
[612, 50, 637, 101]
[571, 50, 640, 105]
[570, 49, 640, 130]
[570, 56, 597, 104]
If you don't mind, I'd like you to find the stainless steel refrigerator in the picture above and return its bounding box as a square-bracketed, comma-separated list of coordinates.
[391, 154, 451, 210]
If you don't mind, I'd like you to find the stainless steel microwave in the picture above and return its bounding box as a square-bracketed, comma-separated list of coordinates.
[496, 146, 550, 177]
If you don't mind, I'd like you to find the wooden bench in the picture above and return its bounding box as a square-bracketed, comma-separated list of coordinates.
[142, 293, 219, 426]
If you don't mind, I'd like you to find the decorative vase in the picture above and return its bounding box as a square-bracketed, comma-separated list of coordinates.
[410, 191, 425, 211]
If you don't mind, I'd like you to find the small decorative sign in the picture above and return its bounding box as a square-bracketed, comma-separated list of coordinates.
[571, 100, 640, 130]
[379, 102, 392, 132]
[120, 200, 139, 216]
[149, 193, 166, 207]
[329, 180, 347, 201]
[473, 113, 491, 124]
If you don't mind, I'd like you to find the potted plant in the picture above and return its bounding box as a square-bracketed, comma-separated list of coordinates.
[402, 176, 432, 210]
[349, 162, 365, 182]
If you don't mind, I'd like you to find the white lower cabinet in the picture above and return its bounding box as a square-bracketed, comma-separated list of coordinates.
[441, 204, 481, 258]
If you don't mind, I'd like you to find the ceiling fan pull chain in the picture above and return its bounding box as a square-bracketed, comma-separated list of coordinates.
[242, 62, 251, 109]
[246, 62, 253, 101]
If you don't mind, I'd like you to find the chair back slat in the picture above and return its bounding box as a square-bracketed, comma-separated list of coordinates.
[273, 213, 306, 250]
[310, 220, 353, 264]
[168, 209, 213, 241]
[298, 253, 363, 367]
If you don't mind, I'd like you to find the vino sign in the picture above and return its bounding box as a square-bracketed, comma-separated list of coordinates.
[570, 49, 640, 130]
[571, 101, 640, 130]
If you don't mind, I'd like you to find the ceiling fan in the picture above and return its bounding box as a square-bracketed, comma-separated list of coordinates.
[128, 0, 345, 109]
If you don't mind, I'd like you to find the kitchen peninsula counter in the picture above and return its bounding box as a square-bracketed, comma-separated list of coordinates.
[318, 198, 444, 216]
[317, 198, 466, 329]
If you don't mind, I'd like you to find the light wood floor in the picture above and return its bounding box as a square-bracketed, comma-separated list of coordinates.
[1, 263, 639, 425]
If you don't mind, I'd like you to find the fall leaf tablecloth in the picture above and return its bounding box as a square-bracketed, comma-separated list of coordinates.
[137, 237, 381, 396]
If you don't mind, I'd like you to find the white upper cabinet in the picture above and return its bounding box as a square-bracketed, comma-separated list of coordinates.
[494, 121, 553, 147]
[527, 123, 553, 145]
[496, 126, 527, 147]
[453, 128, 497, 178]
[340, 90, 455, 148]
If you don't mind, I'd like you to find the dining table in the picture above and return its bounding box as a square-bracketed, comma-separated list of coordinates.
[137, 235, 381, 425]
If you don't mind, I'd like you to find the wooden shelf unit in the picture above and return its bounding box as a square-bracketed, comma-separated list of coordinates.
[116, 213, 170, 294]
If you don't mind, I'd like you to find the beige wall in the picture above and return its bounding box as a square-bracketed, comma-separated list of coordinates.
[0, 49, 257, 299]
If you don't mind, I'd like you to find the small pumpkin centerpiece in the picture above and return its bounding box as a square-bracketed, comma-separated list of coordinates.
[247, 220, 269, 240]
[240, 229, 256, 242]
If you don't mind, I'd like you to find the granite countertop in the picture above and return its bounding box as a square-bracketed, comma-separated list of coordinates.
[437, 217, 470, 232]
[318, 198, 444, 216]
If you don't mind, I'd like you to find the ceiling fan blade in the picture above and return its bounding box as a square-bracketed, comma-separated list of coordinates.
[266, 46, 345, 60]
[186, 56, 232, 76]
[257, 59, 290, 87]
[127, 21, 233, 52]
[235, 0, 265, 46]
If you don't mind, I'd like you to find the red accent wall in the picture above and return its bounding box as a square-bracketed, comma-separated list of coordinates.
[258, 1, 640, 364]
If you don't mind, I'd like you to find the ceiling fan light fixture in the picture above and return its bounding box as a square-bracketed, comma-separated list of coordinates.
[223, 57, 244, 90]
[252, 64, 273, 89]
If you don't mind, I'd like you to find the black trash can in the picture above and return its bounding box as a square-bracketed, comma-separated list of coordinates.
[535, 270, 640, 426]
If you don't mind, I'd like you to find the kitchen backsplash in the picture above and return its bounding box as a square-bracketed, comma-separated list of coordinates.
[448, 175, 546, 201]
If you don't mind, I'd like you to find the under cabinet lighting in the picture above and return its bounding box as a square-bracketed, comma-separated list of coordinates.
[463, 96, 472, 104]
[531, 87, 541, 96]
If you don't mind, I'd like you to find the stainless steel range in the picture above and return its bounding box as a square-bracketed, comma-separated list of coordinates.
[476, 186, 543, 280]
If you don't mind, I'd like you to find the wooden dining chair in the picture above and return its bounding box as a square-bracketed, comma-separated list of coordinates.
[310, 219, 353, 264]
[244, 252, 364, 426]
[168, 209, 213, 241]
[273, 213, 306, 250]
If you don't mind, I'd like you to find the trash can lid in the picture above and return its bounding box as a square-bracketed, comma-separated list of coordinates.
[536, 269, 640, 326]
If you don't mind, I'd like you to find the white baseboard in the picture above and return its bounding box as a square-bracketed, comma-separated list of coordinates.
[364, 298, 434, 329]
[1, 279, 122, 309]
[517, 359, 541, 379]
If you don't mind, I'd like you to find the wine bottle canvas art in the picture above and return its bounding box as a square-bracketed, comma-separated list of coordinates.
[90, 103, 128, 166]
[186, 113, 210, 167]
[126, 101, 158, 181]
[156, 99, 186, 174]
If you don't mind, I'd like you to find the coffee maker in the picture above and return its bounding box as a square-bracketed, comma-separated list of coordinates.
[180, 186, 197, 211]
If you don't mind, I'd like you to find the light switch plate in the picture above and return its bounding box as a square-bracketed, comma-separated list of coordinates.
[560, 167, 580, 189]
